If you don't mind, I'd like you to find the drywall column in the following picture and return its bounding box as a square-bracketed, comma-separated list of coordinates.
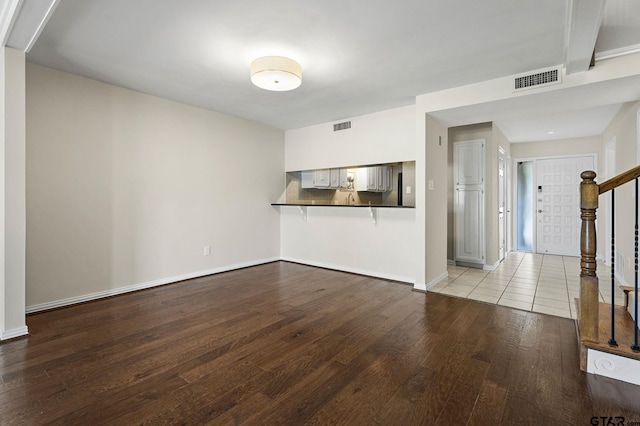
[414, 109, 449, 291]
[424, 114, 449, 288]
[414, 113, 427, 289]
[0, 47, 28, 340]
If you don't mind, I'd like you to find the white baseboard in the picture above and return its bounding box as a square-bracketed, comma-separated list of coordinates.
[420, 270, 448, 292]
[1, 325, 29, 340]
[280, 257, 414, 285]
[587, 348, 640, 386]
[26, 257, 280, 314]
[483, 260, 500, 271]
[447, 259, 455, 265]
[413, 282, 427, 292]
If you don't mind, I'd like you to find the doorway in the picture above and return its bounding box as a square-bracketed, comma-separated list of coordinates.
[535, 156, 594, 256]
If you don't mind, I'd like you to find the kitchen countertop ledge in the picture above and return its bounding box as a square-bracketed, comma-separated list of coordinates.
[271, 203, 414, 208]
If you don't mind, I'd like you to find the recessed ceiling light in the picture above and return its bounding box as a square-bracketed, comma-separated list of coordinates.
[250, 56, 302, 91]
[547, 131, 555, 134]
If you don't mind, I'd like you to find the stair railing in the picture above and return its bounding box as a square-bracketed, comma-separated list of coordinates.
[579, 166, 640, 352]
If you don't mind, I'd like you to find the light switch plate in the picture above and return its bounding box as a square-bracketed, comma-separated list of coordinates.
[428, 180, 434, 190]
[406, 186, 412, 194]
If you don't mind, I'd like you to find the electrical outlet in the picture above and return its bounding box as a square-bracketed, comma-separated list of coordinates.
[428, 180, 434, 190]
[406, 186, 412, 194]
[204, 246, 211, 256]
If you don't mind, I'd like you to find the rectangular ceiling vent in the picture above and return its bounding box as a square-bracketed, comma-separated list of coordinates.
[333, 121, 351, 131]
[514, 67, 561, 92]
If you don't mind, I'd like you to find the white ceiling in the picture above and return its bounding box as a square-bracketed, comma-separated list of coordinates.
[4, 0, 640, 141]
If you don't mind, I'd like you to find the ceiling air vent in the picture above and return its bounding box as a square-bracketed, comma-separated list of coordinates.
[333, 121, 351, 131]
[514, 67, 561, 91]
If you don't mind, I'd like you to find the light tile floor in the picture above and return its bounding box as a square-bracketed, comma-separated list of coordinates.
[429, 252, 626, 319]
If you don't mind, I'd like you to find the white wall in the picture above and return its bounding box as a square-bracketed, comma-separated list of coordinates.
[510, 136, 602, 159]
[602, 101, 640, 284]
[422, 114, 449, 288]
[280, 207, 416, 282]
[0, 47, 28, 339]
[285, 105, 415, 171]
[0, 47, 4, 336]
[26, 64, 284, 310]
[281, 106, 417, 283]
[492, 125, 512, 255]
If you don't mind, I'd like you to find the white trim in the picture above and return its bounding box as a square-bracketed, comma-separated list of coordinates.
[637, 108, 640, 167]
[0, 0, 22, 46]
[596, 43, 640, 62]
[587, 348, 640, 386]
[498, 146, 507, 262]
[422, 270, 449, 292]
[24, 0, 60, 52]
[413, 282, 427, 292]
[1, 325, 28, 340]
[26, 257, 280, 314]
[280, 256, 415, 285]
[483, 261, 501, 271]
[563, 0, 606, 74]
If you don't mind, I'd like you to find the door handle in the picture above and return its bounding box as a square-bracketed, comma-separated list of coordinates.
[538, 209, 543, 213]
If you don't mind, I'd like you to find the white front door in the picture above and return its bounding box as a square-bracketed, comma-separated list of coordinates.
[535, 156, 595, 256]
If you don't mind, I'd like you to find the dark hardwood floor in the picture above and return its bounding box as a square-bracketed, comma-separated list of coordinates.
[2, 261, 640, 425]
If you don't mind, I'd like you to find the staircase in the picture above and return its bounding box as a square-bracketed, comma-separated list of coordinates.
[577, 168, 640, 386]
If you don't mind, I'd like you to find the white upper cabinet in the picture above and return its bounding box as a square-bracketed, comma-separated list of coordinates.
[339, 169, 349, 188]
[314, 169, 331, 187]
[330, 168, 340, 188]
[356, 166, 393, 192]
[301, 168, 340, 189]
[455, 142, 484, 185]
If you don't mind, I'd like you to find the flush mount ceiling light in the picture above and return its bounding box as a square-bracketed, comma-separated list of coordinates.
[250, 56, 302, 91]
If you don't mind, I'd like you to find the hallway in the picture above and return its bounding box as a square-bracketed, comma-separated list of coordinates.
[430, 252, 626, 319]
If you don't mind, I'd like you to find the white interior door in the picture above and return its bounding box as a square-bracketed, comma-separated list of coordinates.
[454, 140, 485, 265]
[535, 156, 595, 256]
[455, 187, 484, 263]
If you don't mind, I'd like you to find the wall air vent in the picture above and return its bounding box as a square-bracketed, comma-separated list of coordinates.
[514, 67, 561, 91]
[333, 121, 351, 131]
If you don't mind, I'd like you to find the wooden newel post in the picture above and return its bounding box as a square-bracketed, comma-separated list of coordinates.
[580, 170, 599, 344]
